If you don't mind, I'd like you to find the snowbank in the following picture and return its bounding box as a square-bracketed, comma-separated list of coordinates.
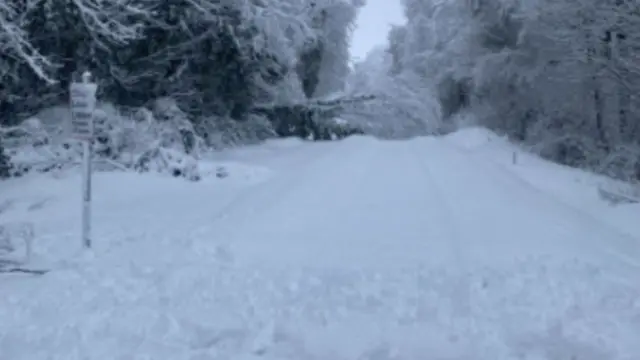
[262, 137, 306, 149]
[0, 138, 328, 271]
[198, 161, 273, 184]
[1, 100, 280, 182]
[443, 126, 509, 150]
[442, 126, 640, 240]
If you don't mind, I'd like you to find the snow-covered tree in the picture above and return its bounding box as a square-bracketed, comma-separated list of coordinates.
[0, 0, 147, 125]
[344, 46, 440, 138]
[0, 0, 360, 123]
[361, 0, 640, 178]
[0, 0, 367, 180]
[0, 0, 53, 84]
[310, 0, 358, 98]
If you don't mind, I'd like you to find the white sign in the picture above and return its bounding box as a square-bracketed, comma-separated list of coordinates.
[69, 81, 97, 140]
[69, 71, 97, 249]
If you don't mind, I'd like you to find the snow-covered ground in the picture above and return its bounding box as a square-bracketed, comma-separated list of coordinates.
[1, 130, 640, 360]
[446, 127, 640, 241]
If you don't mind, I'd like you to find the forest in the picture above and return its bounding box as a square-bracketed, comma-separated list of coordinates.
[354, 0, 640, 182]
[2, 0, 640, 183]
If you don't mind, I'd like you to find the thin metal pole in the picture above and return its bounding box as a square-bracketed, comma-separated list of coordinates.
[81, 72, 93, 249]
[82, 138, 92, 248]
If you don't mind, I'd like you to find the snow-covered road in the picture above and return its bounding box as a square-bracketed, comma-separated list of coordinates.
[223, 136, 640, 274]
[1, 133, 640, 359]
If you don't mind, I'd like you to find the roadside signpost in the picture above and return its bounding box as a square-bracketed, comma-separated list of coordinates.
[70, 71, 97, 249]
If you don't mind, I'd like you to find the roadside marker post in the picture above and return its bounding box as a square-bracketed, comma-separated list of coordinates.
[70, 71, 97, 249]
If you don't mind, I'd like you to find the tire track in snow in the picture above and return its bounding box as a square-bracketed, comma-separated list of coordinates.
[404, 138, 483, 319]
[219, 136, 457, 270]
[404, 137, 513, 266]
[406, 139, 465, 269]
[217, 136, 385, 268]
[202, 140, 366, 249]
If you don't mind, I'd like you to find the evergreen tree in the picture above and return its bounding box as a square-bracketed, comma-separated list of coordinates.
[0, 0, 362, 148]
[0, 137, 11, 179]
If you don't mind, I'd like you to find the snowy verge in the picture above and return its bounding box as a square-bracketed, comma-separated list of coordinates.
[442, 126, 640, 239]
[1, 100, 280, 182]
[0, 159, 274, 272]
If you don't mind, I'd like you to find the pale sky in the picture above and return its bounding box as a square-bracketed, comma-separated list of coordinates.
[350, 0, 405, 61]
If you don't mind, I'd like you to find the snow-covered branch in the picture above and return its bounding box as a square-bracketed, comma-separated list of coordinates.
[71, 0, 147, 44]
[0, 0, 55, 83]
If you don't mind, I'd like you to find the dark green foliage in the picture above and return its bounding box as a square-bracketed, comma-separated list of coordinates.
[254, 103, 364, 141]
[297, 44, 325, 99]
[0, 0, 357, 145]
[0, 138, 11, 179]
[257, 105, 320, 138]
[438, 76, 471, 119]
[0, 1, 294, 124]
[1, 0, 97, 124]
[387, 25, 406, 75]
